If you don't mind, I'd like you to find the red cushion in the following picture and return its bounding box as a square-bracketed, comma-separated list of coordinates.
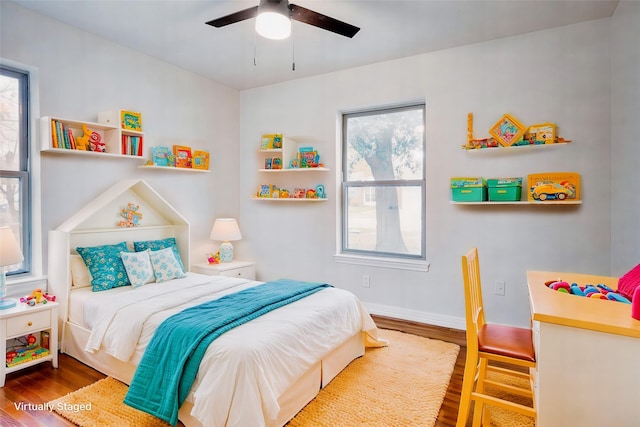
[618, 263, 640, 300]
[478, 324, 536, 362]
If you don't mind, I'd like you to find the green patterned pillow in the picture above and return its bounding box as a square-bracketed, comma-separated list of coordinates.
[133, 238, 185, 272]
[77, 242, 131, 291]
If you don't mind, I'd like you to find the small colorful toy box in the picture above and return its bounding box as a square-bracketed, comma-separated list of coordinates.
[527, 172, 580, 202]
[450, 177, 487, 202]
[487, 177, 523, 202]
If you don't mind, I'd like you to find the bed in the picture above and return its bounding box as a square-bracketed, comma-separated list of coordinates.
[47, 179, 384, 427]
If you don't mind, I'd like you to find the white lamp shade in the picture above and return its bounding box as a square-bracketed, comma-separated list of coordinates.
[210, 219, 242, 242]
[0, 226, 24, 267]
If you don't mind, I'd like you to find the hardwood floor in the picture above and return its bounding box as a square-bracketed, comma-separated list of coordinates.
[0, 315, 467, 427]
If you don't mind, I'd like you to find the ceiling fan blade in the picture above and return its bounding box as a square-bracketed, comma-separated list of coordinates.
[289, 3, 360, 38]
[206, 6, 259, 28]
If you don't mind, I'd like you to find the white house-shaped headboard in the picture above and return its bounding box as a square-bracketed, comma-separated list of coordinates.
[48, 179, 190, 336]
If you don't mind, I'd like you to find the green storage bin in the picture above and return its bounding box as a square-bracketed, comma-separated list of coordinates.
[451, 177, 487, 202]
[487, 178, 523, 201]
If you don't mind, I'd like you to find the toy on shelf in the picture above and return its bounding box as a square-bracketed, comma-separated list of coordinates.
[544, 280, 631, 304]
[20, 289, 56, 306]
[463, 112, 571, 150]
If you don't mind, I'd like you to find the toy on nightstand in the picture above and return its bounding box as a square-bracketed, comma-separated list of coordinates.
[20, 289, 56, 306]
[207, 251, 221, 264]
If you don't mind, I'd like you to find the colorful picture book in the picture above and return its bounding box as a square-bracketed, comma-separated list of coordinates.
[173, 145, 192, 168]
[152, 146, 170, 166]
[121, 110, 142, 131]
[193, 150, 210, 170]
[261, 133, 283, 149]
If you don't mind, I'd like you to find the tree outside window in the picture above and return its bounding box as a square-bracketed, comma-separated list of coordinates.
[342, 104, 425, 259]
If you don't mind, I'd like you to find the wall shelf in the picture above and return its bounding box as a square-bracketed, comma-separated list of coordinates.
[463, 142, 570, 153]
[138, 165, 210, 173]
[252, 197, 327, 202]
[258, 167, 330, 172]
[41, 148, 142, 159]
[451, 200, 582, 205]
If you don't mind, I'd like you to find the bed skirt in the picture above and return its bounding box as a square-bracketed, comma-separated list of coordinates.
[61, 320, 365, 427]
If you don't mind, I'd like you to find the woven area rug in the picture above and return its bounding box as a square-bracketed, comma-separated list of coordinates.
[50, 329, 459, 427]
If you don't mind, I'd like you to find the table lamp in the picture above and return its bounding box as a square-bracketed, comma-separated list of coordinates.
[210, 218, 242, 263]
[0, 226, 24, 310]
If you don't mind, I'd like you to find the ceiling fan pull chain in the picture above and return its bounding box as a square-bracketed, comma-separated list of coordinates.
[291, 20, 296, 71]
[254, 30, 258, 66]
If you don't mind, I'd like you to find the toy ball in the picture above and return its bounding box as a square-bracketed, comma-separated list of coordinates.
[557, 288, 569, 294]
[27, 299, 35, 306]
[551, 281, 570, 291]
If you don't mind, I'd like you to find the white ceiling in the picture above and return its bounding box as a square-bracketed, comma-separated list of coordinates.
[10, 0, 619, 90]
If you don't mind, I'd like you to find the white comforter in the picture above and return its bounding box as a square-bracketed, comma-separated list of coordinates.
[81, 273, 381, 427]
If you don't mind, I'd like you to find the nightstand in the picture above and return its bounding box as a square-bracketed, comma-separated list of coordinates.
[1, 301, 59, 387]
[191, 261, 256, 280]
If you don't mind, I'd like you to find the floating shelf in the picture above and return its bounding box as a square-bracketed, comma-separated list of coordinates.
[462, 142, 570, 152]
[252, 197, 327, 202]
[451, 200, 582, 205]
[41, 148, 143, 159]
[258, 167, 330, 172]
[138, 165, 210, 172]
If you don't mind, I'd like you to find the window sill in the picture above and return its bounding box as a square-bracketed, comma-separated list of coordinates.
[6, 275, 48, 298]
[333, 254, 430, 272]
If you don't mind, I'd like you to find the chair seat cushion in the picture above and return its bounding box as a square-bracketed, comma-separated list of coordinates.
[478, 324, 536, 362]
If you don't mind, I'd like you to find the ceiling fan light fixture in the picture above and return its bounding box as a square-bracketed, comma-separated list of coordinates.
[255, 0, 291, 40]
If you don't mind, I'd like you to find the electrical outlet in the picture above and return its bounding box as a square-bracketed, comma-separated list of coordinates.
[495, 281, 506, 296]
[362, 275, 370, 288]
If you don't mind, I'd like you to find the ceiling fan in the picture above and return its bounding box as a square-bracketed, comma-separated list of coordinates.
[206, 0, 360, 40]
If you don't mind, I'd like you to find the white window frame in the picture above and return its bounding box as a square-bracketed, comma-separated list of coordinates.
[334, 102, 429, 272]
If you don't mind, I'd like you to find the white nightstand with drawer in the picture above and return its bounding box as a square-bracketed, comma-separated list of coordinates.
[191, 261, 256, 280]
[1, 301, 59, 387]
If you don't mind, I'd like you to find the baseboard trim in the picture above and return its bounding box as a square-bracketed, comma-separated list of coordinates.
[363, 302, 466, 331]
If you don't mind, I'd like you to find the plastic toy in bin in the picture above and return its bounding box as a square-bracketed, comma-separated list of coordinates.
[545, 280, 631, 304]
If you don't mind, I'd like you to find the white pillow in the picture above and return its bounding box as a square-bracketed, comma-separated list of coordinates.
[149, 247, 187, 283]
[121, 250, 155, 288]
[70, 254, 92, 288]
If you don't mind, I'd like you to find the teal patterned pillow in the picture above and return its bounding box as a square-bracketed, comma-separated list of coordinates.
[121, 250, 155, 288]
[149, 247, 187, 283]
[133, 238, 185, 272]
[76, 242, 131, 291]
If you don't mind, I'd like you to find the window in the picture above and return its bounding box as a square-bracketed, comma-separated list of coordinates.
[341, 103, 426, 260]
[0, 65, 30, 277]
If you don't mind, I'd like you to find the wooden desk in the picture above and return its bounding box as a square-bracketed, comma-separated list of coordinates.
[527, 271, 640, 427]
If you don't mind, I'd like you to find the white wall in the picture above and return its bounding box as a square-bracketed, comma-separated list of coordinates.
[611, 1, 640, 274]
[240, 19, 613, 328]
[4, 1, 633, 330]
[0, 2, 241, 269]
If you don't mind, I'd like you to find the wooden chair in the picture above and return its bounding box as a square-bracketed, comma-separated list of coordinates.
[456, 248, 536, 427]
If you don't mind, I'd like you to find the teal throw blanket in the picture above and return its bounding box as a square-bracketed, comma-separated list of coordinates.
[124, 279, 331, 426]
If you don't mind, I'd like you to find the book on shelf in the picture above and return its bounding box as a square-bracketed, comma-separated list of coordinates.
[192, 150, 209, 170]
[121, 110, 142, 131]
[173, 145, 192, 168]
[121, 135, 143, 156]
[261, 133, 283, 150]
[152, 146, 170, 166]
